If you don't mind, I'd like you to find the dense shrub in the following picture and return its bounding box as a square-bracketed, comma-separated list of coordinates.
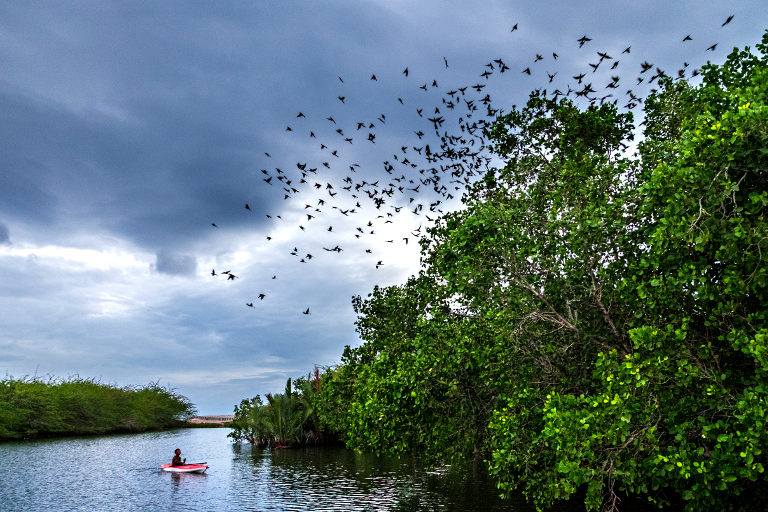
[0, 376, 195, 440]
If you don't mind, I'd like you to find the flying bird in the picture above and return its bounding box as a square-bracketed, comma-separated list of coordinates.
[721, 15, 734, 27]
[578, 35, 592, 47]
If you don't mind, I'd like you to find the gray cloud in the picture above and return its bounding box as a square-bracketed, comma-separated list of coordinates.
[154, 251, 197, 276]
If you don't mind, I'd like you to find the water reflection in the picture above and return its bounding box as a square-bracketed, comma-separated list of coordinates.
[228, 445, 533, 511]
[0, 429, 537, 512]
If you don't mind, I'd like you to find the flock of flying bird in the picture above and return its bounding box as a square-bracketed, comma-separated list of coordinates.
[208, 15, 737, 315]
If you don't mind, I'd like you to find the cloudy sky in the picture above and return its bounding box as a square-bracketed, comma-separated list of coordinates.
[1, 1, 765, 414]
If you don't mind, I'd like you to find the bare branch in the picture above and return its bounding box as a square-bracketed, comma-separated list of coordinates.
[589, 268, 621, 340]
[513, 277, 579, 333]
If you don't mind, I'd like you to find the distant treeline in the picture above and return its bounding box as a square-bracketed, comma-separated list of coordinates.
[0, 376, 196, 441]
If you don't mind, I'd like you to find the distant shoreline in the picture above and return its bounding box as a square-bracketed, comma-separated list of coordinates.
[186, 415, 234, 426]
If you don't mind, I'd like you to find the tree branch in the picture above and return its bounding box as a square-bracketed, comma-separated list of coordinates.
[513, 277, 579, 334]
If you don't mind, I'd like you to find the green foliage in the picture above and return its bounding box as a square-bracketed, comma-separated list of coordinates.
[490, 34, 768, 510]
[265, 378, 305, 447]
[0, 376, 195, 440]
[229, 395, 272, 445]
[313, 32, 768, 511]
[229, 373, 332, 448]
[316, 276, 515, 464]
[491, 35, 768, 510]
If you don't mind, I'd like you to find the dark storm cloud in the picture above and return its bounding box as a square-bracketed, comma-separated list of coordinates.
[0, 86, 283, 250]
[154, 251, 197, 276]
[0, 2, 357, 251]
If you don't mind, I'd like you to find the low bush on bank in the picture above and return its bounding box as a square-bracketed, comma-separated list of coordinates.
[0, 376, 195, 440]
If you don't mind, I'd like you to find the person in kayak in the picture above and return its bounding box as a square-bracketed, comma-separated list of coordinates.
[171, 448, 186, 466]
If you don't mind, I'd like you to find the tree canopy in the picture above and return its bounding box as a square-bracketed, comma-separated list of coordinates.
[314, 32, 768, 511]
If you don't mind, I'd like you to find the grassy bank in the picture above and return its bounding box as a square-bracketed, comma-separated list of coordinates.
[0, 376, 196, 441]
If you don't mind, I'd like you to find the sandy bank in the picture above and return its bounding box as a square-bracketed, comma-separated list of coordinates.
[186, 415, 234, 425]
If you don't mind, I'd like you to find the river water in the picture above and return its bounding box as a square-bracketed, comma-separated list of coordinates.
[0, 428, 545, 511]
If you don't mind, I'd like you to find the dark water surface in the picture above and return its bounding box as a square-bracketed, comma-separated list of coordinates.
[0, 428, 541, 511]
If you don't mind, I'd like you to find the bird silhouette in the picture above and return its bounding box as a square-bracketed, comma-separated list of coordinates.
[578, 35, 592, 47]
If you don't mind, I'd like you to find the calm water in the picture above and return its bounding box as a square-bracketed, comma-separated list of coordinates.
[0, 428, 541, 511]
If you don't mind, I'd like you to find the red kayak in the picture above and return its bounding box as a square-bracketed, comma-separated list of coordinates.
[160, 463, 208, 473]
